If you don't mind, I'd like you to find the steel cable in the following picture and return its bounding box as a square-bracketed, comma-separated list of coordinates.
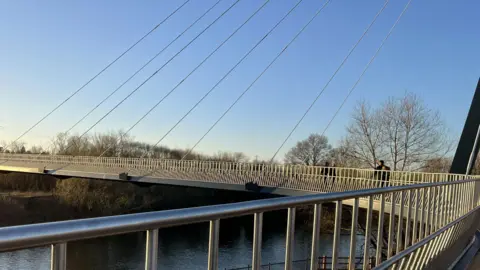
[3, 0, 191, 152]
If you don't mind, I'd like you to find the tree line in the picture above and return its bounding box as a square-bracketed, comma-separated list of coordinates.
[0, 92, 471, 173]
[0, 131, 252, 163]
[285, 93, 458, 172]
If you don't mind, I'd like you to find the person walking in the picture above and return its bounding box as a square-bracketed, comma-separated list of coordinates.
[374, 160, 391, 187]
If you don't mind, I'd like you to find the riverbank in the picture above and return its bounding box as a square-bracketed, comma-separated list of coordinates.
[0, 173, 354, 235]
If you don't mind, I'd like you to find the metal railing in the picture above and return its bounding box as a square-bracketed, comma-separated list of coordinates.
[227, 256, 370, 270]
[1, 153, 478, 195]
[0, 179, 479, 270]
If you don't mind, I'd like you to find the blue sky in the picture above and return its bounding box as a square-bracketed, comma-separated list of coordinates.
[1, 0, 479, 160]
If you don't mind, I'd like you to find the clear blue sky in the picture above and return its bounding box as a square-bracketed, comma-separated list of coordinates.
[1, 0, 479, 160]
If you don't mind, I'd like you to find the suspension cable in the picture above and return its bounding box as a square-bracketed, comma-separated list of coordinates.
[134, 0, 305, 163]
[4, 0, 191, 152]
[179, 0, 333, 161]
[26, 0, 223, 160]
[91, 0, 272, 161]
[46, 0, 242, 163]
[320, 0, 414, 137]
[269, 0, 391, 162]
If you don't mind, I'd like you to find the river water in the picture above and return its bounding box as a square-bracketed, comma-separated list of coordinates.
[1, 220, 365, 270]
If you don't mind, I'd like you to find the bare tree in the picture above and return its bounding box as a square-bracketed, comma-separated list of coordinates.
[344, 101, 385, 168]
[29, 145, 46, 154]
[51, 133, 68, 155]
[345, 94, 452, 170]
[285, 133, 331, 166]
[9, 141, 27, 154]
[423, 157, 452, 173]
[328, 143, 364, 168]
[211, 151, 249, 162]
[90, 132, 123, 157]
[64, 135, 91, 156]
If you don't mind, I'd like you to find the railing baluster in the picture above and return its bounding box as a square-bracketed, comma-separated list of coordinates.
[419, 189, 425, 240]
[348, 199, 358, 270]
[431, 187, 437, 233]
[405, 190, 412, 249]
[438, 186, 443, 229]
[443, 185, 448, 226]
[145, 229, 159, 270]
[332, 200, 342, 270]
[252, 212, 263, 270]
[387, 192, 396, 258]
[363, 196, 373, 270]
[454, 184, 460, 219]
[396, 190, 405, 253]
[51, 243, 67, 270]
[310, 204, 322, 270]
[285, 207, 296, 270]
[425, 187, 431, 238]
[410, 245, 426, 269]
[416, 237, 435, 269]
[208, 220, 220, 270]
[412, 189, 419, 244]
[376, 194, 385, 266]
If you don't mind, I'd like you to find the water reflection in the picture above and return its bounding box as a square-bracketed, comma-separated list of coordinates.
[1, 221, 364, 270]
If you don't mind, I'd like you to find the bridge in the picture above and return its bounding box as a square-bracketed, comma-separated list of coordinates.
[0, 153, 480, 269]
[0, 153, 476, 209]
[1, 0, 480, 269]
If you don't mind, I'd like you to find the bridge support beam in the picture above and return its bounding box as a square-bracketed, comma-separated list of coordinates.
[450, 78, 480, 175]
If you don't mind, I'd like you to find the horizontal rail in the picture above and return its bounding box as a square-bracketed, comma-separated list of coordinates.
[2, 153, 480, 201]
[0, 153, 476, 185]
[0, 179, 478, 253]
[227, 256, 367, 270]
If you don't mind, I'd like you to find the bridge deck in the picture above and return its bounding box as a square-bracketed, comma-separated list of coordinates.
[1, 153, 476, 217]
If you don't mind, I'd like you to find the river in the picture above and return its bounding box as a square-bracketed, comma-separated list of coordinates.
[1, 220, 365, 270]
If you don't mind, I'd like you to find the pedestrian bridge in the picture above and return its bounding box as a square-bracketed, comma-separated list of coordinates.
[1, 153, 480, 269]
[0, 153, 474, 195]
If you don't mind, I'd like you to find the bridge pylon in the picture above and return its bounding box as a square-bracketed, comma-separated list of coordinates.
[451, 78, 480, 175]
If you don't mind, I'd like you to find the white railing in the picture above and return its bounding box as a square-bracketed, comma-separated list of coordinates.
[0, 179, 479, 270]
[0, 154, 478, 195]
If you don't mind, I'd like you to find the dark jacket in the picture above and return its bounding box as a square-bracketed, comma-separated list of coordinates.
[374, 165, 391, 185]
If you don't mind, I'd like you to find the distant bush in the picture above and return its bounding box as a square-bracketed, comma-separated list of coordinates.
[0, 173, 56, 192]
[54, 178, 137, 215]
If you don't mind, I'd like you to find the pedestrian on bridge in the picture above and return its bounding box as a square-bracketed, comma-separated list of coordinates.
[374, 160, 390, 187]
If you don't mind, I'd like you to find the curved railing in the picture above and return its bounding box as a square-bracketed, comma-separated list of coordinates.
[0, 154, 477, 195]
[0, 179, 479, 270]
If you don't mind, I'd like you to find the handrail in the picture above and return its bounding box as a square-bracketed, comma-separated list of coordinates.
[1, 178, 480, 270]
[0, 153, 474, 180]
[0, 180, 474, 252]
[1, 153, 479, 197]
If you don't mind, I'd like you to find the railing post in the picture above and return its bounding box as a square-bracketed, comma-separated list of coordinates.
[145, 229, 158, 270]
[332, 200, 342, 270]
[375, 194, 385, 265]
[51, 243, 67, 270]
[208, 219, 220, 270]
[425, 188, 431, 238]
[252, 212, 263, 270]
[397, 190, 405, 253]
[363, 196, 373, 270]
[405, 190, 412, 249]
[348, 199, 358, 270]
[387, 192, 396, 258]
[431, 187, 437, 233]
[285, 207, 296, 270]
[419, 189, 425, 240]
[310, 204, 322, 270]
